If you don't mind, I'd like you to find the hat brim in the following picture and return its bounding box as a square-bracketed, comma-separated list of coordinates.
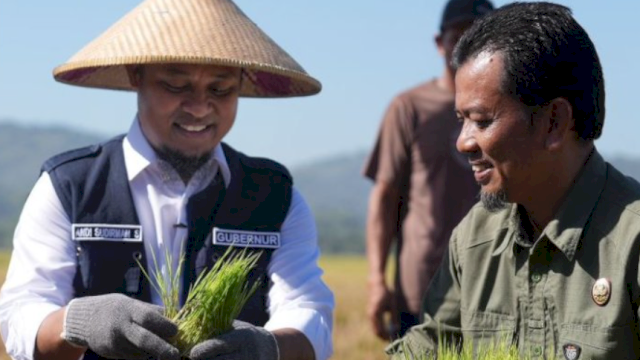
[52, 0, 322, 98]
[53, 56, 321, 98]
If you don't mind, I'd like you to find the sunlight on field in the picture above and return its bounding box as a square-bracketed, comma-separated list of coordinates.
[0, 251, 9, 360]
[320, 255, 389, 360]
[0, 253, 389, 360]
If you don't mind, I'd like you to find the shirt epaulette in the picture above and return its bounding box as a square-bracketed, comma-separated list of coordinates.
[41, 145, 102, 173]
[41, 135, 125, 173]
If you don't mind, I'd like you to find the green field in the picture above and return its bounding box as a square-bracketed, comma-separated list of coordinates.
[0, 253, 388, 360]
[0, 251, 10, 360]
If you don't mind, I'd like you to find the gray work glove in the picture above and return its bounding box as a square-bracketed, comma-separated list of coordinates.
[61, 293, 180, 360]
[189, 320, 279, 360]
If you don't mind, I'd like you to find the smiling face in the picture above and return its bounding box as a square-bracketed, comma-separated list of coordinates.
[128, 64, 241, 160]
[455, 52, 549, 210]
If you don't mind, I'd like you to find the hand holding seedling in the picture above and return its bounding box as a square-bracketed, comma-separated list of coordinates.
[61, 293, 180, 360]
[189, 320, 278, 360]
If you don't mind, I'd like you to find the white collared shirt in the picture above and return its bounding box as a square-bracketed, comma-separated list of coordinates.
[0, 118, 334, 360]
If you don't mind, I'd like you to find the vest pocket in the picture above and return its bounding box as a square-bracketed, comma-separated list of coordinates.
[558, 323, 637, 360]
[75, 240, 145, 297]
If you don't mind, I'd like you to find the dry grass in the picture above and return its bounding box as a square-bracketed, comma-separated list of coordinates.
[320, 255, 389, 360]
[0, 253, 389, 360]
[0, 251, 10, 360]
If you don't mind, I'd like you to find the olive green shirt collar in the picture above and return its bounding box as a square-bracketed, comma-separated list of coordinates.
[507, 149, 607, 261]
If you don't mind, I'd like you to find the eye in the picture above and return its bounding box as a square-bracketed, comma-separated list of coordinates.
[209, 85, 237, 97]
[210, 87, 232, 96]
[161, 81, 189, 93]
[475, 119, 493, 129]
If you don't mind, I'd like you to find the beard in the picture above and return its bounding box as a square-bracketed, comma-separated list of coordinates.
[479, 188, 509, 212]
[156, 146, 211, 182]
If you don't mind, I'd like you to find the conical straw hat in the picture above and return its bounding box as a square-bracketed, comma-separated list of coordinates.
[53, 0, 321, 97]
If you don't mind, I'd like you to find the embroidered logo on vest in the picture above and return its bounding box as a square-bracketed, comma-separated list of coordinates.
[212, 228, 281, 249]
[72, 224, 142, 242]
[563, 344, 581, 360]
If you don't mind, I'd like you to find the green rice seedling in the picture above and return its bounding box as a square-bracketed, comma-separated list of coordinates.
[137, 247, 261, 356]
[136, 246, 183, 320]
[399, 331, 536, 360]
[172, 249, 261, 354]
[401, 341, 520, 360]
[401, 340, 561, 360]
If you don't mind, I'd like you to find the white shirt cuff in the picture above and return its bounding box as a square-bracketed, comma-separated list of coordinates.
[264, 308, 333, 360]
[4, 302, 60, 360]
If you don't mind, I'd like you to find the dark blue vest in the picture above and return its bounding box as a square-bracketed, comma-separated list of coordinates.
[43, 136, 292, 359]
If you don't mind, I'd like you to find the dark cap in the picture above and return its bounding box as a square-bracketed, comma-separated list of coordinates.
[440, 0, 494, 31]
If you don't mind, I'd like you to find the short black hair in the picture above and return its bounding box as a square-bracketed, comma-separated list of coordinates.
[452, 2, 605, 141]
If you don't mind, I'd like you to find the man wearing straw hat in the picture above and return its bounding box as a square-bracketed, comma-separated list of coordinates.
[0, 1, 333, 360]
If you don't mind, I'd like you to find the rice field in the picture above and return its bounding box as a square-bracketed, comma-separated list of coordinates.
[320, 256, 390, 360]
[0, 251, 10, 360]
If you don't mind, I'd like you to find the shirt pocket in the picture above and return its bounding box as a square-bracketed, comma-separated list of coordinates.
[558, 324, 638, 360]
[461, 309, 517, 352]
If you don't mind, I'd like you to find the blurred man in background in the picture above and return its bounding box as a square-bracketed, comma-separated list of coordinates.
[363, 0, 492, 340]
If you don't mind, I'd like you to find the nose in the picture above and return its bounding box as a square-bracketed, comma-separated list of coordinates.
[456, 120, 479, 155]
[182, 91, 214, 118]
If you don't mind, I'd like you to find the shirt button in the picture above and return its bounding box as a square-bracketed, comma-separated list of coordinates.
[531, 272, 542, 283]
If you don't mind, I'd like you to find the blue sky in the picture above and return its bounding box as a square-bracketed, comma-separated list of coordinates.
[1, 1, 639, 168]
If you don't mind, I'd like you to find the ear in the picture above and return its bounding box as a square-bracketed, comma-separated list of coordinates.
[435, 33, 445, 57]
[125, 65, 142, 89]
[542, 97, 573, 151]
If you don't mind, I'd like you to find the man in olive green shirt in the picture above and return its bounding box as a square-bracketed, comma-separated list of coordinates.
[387, 3, 640, 360]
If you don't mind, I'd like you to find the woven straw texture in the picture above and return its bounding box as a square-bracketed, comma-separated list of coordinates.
[53, 0, 321, 97]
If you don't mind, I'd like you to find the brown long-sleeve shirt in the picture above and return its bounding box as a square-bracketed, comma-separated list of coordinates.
[364, 79, 479, 315]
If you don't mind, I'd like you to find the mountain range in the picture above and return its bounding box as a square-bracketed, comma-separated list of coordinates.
[1, 121, 639, 254]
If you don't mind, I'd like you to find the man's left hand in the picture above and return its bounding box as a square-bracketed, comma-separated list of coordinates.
[189, 320, 278, 360]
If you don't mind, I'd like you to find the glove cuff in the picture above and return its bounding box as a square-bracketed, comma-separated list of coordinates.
[61, 298, 93, 348]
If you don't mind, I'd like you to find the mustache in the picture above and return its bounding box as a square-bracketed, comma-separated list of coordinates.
[174, 113, 213, 124]
[466, 152, 486, 164]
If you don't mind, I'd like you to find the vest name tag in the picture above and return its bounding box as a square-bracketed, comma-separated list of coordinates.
[72, 224, 143, 242]
[212, 228, 281, 249]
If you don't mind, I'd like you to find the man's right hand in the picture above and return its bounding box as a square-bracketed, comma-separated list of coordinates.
[61, 293, 180, 360]
[367, 281, 398, 341]
[366, 181, 401, 341]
